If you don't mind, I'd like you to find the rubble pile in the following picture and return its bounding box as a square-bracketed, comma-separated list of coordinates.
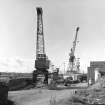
[76, 88, 105, 104]
[57, 77, 105, 105]
[75, 77, 105, 105]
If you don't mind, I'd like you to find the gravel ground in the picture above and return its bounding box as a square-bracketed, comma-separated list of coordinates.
[8, 83, 87, 105]
[8, 87, 75, 105]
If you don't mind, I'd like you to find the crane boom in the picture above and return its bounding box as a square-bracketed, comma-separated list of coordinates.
[35, 7, 49, 69]
[69, 27, 79, 71]
[72, 27, 79, 55]
[36, 7, 45, 58]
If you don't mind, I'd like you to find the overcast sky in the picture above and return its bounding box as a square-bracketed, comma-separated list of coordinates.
[0, 0, 105, 73]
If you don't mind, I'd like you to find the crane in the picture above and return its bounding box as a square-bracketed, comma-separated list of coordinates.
[69, 27, 79, 71]
[33, 7, 50, 86]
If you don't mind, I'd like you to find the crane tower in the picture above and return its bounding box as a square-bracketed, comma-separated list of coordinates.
[33, 7, 50, 85]
[68, 27, 79, 72]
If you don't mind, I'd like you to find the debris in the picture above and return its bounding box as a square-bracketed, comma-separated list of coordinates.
[57, 77, 105, 105]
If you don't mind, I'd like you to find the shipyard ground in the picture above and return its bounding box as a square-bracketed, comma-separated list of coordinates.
[8, 83, 87, 105]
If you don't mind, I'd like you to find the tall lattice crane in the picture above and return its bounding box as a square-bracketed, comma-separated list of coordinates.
[68, 27, 79, 72]
[33, 7, 50, 85]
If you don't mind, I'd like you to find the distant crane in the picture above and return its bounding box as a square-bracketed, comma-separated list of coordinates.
[33, 7, 50, 85]
[68, 27, 80, 72]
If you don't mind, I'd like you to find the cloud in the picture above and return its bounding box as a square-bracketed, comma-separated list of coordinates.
[0, 57, 34, 73]
[15, 58, 24, 67]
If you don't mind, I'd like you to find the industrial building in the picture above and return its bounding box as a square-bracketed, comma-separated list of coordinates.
[88, 61, 105, 85]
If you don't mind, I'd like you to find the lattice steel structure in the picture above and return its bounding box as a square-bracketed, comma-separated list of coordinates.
[33, 7, 49, 85]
